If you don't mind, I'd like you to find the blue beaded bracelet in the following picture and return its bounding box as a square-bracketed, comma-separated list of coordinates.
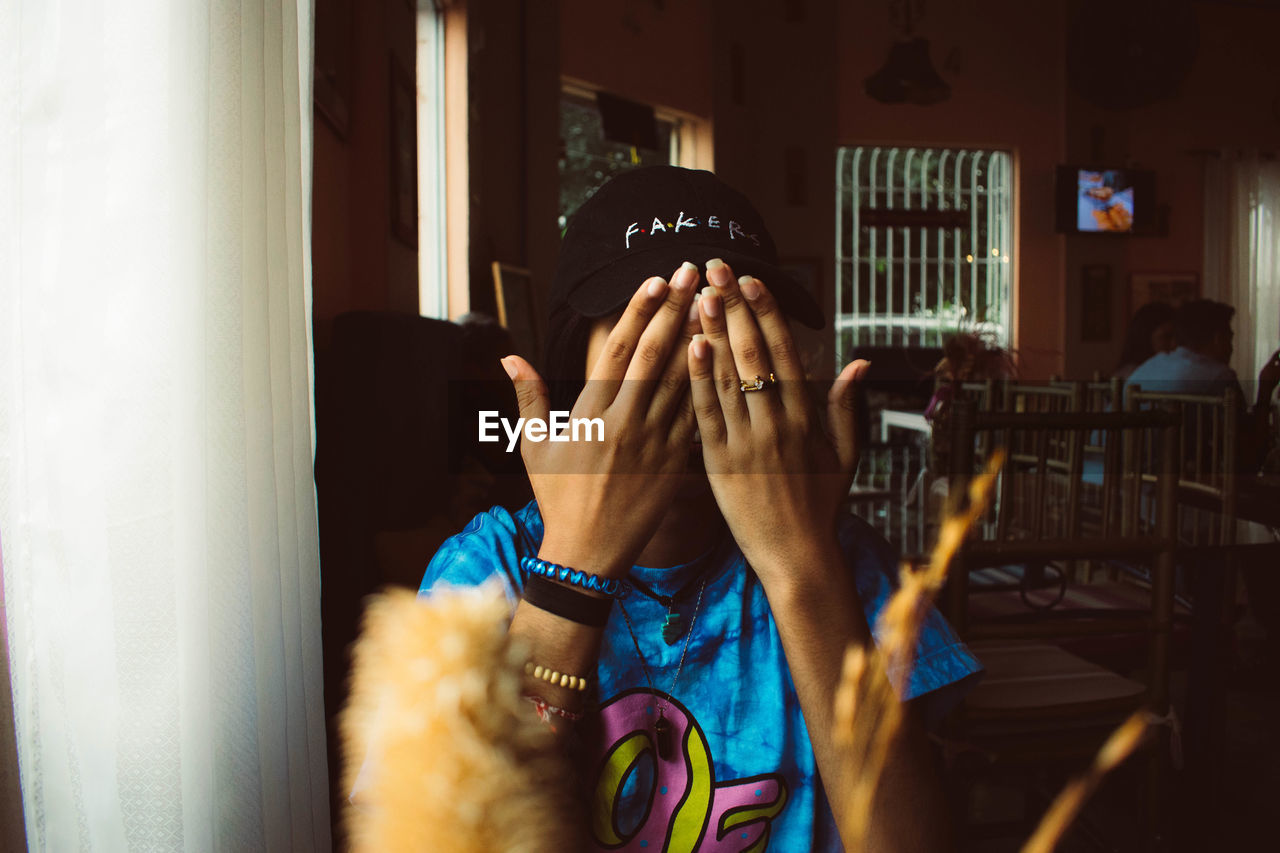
[520, 556, 630, 598]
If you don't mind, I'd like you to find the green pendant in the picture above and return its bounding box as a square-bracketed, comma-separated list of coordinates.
[661, 613, 684, 645]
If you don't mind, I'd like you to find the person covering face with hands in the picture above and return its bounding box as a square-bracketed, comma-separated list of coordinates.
[422, 167, 980, 852]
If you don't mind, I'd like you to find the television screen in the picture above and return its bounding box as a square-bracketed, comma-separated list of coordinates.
[1055, 166, 1155, 235]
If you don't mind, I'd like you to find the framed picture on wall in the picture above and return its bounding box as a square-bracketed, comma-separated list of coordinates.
[1129, 271, 1198, 315]
[492, 262, 542, 361]
[388, 56, 417, 248]
[1080, 264, 1112, 342]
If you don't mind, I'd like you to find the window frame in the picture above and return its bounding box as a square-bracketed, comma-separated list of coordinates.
[834, 145, 1015, 364]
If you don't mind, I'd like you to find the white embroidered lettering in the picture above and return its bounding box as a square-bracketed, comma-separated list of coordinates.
[675, 211, 697, 232]
[624, 222, 641, 249]
[707, 215, 721, 229]
[650, 217, 667, 234]
[729, 220, 746, 240]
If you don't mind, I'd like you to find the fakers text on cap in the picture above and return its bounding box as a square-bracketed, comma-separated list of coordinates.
[549, 166, 825, 329]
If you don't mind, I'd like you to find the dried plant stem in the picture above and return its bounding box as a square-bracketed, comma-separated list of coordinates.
[1020, 712, 1153, 853]
[834, 451, 1005, 849]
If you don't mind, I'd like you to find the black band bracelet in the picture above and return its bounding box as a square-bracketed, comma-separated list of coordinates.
[522, 575, 613, 627]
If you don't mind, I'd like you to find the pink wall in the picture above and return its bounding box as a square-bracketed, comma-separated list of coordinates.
[833, 0, 1280, 379]
[312, 0, 419, 352]
[836, 0, 1068, 377]
[558, 0, 840, 375]
[559, 0, 714, 118]
[313, 0, 1280, 375]
[1063, 1, 1280, 378]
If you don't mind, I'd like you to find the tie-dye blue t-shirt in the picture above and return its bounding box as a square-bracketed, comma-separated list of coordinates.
[419, 502, 982, 852]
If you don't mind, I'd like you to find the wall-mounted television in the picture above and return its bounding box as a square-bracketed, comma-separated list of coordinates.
[1055, 166, 1155, 235]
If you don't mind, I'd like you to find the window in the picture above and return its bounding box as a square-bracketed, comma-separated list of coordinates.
[415, 2, 447, 318]
[558, 83, 707, 231]
[835, 146, 1014, 360]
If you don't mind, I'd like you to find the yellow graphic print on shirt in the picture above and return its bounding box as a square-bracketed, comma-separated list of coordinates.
[585, 690, 788, 852]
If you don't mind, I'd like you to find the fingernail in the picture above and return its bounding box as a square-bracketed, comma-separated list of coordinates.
[691, 334, 709, 359]
[700, 287, 720, 318]
[647, 276, 668, 298]
[739, 276, 761, 300]
[687, 294, 701, 322]
[671, 263, 696, 291]
[705, 258, 731, 288]
[500, 357, 518, 380]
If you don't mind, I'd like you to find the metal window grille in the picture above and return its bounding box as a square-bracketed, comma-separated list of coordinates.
[835, 146, 1014, 362]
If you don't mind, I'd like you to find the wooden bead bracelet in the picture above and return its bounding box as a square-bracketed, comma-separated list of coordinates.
[524, 661, 590, 692]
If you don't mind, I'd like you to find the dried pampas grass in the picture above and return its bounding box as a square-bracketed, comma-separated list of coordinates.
[835, 448, 1154, 852]
[340, 584, 578, 853]
[1020, 711, 1153, 853]
[834, 450, 1006, 849]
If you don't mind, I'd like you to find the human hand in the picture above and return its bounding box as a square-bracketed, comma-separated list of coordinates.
[687, 258, 869, 581]
[501, 263, 702, 578]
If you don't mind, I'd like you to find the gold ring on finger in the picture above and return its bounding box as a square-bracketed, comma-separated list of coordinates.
[739, 373, 777, 393]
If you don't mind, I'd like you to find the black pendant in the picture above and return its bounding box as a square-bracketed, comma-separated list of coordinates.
[654, 714, 674, 760]
[661, 613, 684, 645]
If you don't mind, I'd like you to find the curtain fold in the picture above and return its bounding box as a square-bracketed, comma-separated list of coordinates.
[1203, 153, 1280, 389]
[0, 1, 329, 850]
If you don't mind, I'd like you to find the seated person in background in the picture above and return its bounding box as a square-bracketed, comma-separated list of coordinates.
[1113, 301, 1176, 381]
[1125, 300, 1280, 669]
[1124, 299, 1279, 473]
[415, 167, 981, 851]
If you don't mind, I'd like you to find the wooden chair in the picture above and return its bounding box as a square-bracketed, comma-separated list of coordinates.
[1124, 385, 1240, 550]
[847, 442, 930, 556]
[1123, 385, 1253, 843]
[941, 399, 1181, 847]
[994, 381, 1085, 543]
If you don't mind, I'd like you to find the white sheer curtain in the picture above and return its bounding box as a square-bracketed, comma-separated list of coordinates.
[1203, 153, 1280, 386]
[0, 1, 329, 850]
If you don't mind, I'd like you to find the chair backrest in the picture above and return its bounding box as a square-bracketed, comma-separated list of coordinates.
[848, 442, 929, 556]
[991, 382, 1086, 543]
[944, 398, 1181, 709]
[1125, 385, 1239, 547]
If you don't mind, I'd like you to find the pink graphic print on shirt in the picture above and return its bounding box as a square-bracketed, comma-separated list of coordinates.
[584, 690, 788, 852]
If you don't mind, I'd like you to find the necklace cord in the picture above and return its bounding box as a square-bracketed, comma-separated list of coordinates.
[618, 577, 707, 705]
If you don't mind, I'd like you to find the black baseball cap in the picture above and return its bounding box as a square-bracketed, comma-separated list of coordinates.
[550, 166, 825, 329]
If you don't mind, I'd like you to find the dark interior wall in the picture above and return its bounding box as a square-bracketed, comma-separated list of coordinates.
[1062, 0, 1280, 379]
[464, 0, 562, 322]
[556, 0, 838, 375]
[312, 0, 418, 352]
[559, 0, 714, 118]
[831, 0, 1280, 380]
[835, 0, 1068, 379]
[314, 0, 1280, 377]
[711, 0, 840, 378]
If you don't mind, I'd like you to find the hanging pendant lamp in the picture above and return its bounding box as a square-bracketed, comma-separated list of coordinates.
[864, 36, 951, 105]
